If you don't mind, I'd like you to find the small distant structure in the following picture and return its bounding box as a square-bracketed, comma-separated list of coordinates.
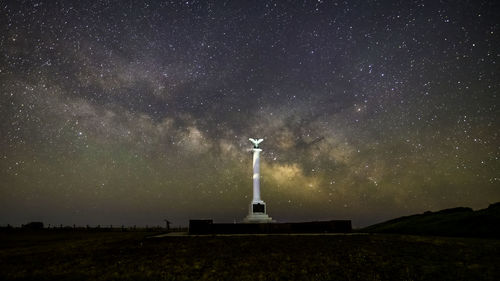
[189, 220, 213, 234]
[0, 224, 13, 229]
[22, 222, 44, 229]
[164, 219, 171, 231]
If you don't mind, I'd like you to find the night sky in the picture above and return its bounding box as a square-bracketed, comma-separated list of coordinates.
[1, 0, 499, 228]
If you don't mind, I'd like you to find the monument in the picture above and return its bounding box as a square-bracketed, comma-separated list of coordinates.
[244, 138, 273, 223]
[188, 138, 352, 234]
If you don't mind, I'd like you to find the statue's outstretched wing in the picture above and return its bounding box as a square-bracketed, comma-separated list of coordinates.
[249, 138, 264, 147]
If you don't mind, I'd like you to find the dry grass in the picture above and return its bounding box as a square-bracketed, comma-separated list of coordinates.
[1, 230, 499, 280]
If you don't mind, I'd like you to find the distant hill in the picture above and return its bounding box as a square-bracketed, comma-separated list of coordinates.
[362, 203, 500, 238]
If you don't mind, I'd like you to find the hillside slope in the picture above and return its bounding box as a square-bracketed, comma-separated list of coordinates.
[362, 203, 500, 238]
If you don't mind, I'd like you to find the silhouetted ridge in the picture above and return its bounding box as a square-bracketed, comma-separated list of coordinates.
[488, 202, 500, 209]
[362, 203, 500, 238]
[433, 207, 473, 214]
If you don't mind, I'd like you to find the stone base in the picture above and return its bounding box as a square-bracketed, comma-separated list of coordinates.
[244, 201, 274, 223]
[243, 213, 274, 223]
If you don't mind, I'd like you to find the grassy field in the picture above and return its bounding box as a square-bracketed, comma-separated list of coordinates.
[1, 230, 499, 281]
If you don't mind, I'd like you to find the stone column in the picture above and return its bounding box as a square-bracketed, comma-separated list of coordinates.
[252, 147, 262, 202]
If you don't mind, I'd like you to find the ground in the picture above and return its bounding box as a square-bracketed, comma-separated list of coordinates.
[1, 230, 499, 280]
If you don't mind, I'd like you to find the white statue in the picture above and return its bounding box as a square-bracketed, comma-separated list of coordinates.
[249, 138, 263, 148]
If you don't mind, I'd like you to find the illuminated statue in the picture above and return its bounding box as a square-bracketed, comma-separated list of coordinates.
[249, 138, 263, 148]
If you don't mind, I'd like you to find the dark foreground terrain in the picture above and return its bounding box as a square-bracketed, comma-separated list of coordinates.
[1, 230, 499, 281]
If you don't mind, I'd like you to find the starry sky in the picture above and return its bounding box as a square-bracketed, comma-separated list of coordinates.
[1, 0, 499, 228]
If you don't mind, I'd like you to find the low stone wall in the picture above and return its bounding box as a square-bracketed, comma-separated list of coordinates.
[189, 220, 352, 234]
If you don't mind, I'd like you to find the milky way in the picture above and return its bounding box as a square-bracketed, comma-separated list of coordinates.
[1, 0, 499, 227]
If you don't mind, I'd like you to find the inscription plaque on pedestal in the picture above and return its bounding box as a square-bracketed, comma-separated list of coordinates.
[253, 203, 265, 213]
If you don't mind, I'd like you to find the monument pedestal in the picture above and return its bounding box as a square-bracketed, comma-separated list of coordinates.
[244, 201, 273, 223]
